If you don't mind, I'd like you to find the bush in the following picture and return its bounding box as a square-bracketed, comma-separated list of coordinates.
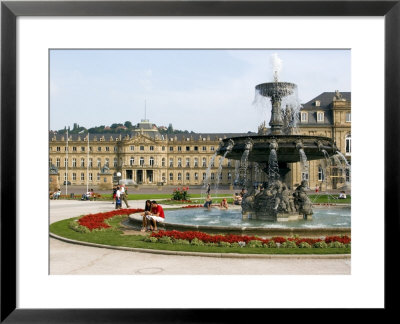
[69, 220, 90, 233]
[205, 242, 217, 247]
[281, 240, 297, 248]
[264, 241, 277, 248]
[191, 238, 204, 246]
[328, 241, 345, 248]
[172, 187, 190, 201]
[174, 239, 190, 245]
[248, 240, 263, 248]
[298, 242, 312, 249]
[313, 241, 328, 249]
[144, 236, 159, 243]
[159, 236, 173, 244]
[218, 241, 231, 248]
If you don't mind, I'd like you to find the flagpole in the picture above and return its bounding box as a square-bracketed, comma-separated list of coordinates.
[66, 128, 68, 196]
[87, 131, 89, 195]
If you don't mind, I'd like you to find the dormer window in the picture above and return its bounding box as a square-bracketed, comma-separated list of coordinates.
[317, 111, 324, 122]
[315, 100, 321, 107]
[301, 112, 308, 122]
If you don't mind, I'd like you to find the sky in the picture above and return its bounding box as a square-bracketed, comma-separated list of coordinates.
[50, 49, 351, 133]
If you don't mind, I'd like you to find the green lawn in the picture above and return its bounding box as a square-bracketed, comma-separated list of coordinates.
[50, 216, 350, 255]
[308, 194, 351, 204]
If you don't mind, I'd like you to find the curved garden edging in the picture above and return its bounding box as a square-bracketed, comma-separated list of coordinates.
[49, 232, 350, 259]
[127, 213, 351, 238]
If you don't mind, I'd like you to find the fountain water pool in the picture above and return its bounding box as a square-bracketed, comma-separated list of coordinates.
[164, 206, 350, 228]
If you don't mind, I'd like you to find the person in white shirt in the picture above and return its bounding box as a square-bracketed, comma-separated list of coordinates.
[120, 184, 130, 208]
[115, 187, 122, 209]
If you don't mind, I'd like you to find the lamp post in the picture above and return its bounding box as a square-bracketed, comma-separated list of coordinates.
[117, 172, 122, 185]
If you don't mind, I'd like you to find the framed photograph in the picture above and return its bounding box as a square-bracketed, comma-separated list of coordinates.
[1, 0, 398, 321]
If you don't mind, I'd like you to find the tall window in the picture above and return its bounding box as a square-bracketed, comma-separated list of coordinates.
[64, 158, 68, 167]
[301, 112, 308, 122]
[105, 158, 109, 166]
[72, 158, 77, 167]
[177, 158, 182, 167]
[186, 172, 190, 180]
[80, 158, 85, 167]
[89, 158, 93, 167]
[81, 173, 85, 181]
[49, 158, 52, 167]
[202, 158, 207, 167]
[169, 173, 173, 181]
[150, 146, 154, 151]
[162, 158, 166, 167]
[113, 158, 117, 167]
[317, 111, 324, 122]
[202, 173, 206, 180]
[130, 157, 134, 166]
[178, 173, 182, 181]
[72, 173, 77, 181]
[130, 145, 134, 151]
[318, 166, 325, 181]
[210, 173, 215, 180]
[345, 134, 351, 155]
[56, 158, 60, 167]
[228, 172, 232, 180]
[302, 172, 309, 181]
[149, 157, 154, 166]
[169, 158, 173, 167]
[346, 112, 351, 122]
[194, 173, 199, 181]
[89, 173, 93, 181]
[139, 157, 144, 166]
[186, 158, 190, 167]
[194, 158, 198, 167]
[97, 158, 101, 167]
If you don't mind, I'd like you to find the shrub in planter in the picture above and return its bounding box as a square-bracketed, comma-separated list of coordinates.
[328, 241, 345, 248]
[159, 236, 173, 244]
[191, 238, 204, 246]
[281, 240, 297, 248]
[313, 241, 328, 249]
[298, 242, 312, 249]
[248, 240, 263, 248]
[219, 241, 231, 248]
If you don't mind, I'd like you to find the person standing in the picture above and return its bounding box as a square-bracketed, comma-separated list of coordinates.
[112, 186, 117, 205]
[115, 186, 122, 209]
[120, 184, 130, 208]
[206, 183, 211, 195]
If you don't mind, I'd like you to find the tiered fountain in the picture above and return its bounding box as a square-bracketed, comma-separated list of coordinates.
[217, 62, 339, 221]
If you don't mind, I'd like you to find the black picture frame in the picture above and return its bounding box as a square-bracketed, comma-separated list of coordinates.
[1, 0, 398, 322]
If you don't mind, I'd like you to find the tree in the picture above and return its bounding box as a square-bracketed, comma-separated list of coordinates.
[167, 123, 174, 134]
[124, 121, 133, 128]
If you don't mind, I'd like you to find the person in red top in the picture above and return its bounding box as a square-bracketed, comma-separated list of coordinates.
[145, 200, 165, 231]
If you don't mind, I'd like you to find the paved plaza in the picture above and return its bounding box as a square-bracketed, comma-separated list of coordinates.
[49, 198, 351, 275]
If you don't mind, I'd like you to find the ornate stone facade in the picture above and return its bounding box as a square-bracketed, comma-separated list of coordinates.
[49, 91, 350, 190]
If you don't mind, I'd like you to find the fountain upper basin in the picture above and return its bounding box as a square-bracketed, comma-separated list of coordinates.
[218, 134, 337, 163]
[256, 82, 297, 99]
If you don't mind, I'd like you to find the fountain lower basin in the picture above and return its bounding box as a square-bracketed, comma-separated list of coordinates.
[127, 206, 351, 237]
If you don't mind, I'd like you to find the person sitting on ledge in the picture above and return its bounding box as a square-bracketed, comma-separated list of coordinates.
[219, 198, 229, 209]
[233, 193, 242, 205]
[338, 191, 347, 199]
[141, 200, 152, 232]
[145, 201, 165, 232]
[204, 194, 213, 210]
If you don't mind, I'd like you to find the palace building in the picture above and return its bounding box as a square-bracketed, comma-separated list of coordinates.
[49, 90, 351, 191]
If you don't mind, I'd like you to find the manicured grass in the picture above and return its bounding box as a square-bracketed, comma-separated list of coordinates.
[308, 194, 351, 204]
[50, 216, 350, 255]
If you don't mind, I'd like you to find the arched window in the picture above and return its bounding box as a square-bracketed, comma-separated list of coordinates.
[186, 172, 190, 180]
[177, 158, 182, 167]
[178, 173, 182, 181]
[149, 157, 154, 166]
[169, 158, 173, 167]
[139, 157, 144, 166]
[80, 158, 85, 167]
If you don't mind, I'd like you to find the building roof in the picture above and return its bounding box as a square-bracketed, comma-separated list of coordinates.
[301, 91, 351, 111]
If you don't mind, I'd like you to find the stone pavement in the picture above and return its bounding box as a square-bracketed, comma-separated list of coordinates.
[49, 200, 351, 275]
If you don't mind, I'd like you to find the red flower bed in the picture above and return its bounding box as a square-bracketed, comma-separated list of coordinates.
[150, 230, 351, 246]
[78, 208, 144, 230]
